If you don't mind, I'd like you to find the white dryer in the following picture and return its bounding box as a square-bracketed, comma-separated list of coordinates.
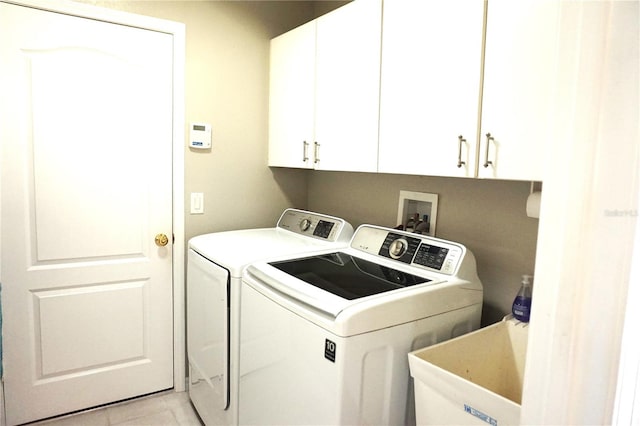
[187, 209, 353, 426]
[239, 224, 483, 425]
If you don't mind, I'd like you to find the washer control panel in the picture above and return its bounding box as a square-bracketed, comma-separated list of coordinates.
[276, 209, 353, 243]
[353, 226, 465, 275]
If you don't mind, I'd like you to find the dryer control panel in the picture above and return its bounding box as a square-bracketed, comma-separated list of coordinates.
[276, 209, 354, 243]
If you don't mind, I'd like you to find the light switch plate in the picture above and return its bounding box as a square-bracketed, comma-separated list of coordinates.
[190, 192, 204, 214]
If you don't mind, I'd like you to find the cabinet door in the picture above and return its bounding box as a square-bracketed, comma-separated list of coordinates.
[479, 0, 560, 180]
[268, 20, 316, 169]
[378, 0, 484, 178]
[314, 0, 382, 172]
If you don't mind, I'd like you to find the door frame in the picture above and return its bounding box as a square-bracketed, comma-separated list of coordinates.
[520, 1, 639, 424]
[0, 0, 186, 395]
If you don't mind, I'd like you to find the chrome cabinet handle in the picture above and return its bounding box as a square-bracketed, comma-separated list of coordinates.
[314, 141, 320, 164]
[484, 133, 494, 168]
[302, 141, 309, 162]
[457, 135, 466, 168]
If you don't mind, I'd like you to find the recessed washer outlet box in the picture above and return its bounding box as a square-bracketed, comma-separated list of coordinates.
[397, 190, 438, 236]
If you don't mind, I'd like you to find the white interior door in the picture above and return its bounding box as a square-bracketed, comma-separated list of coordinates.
[0, 4, 174, 425]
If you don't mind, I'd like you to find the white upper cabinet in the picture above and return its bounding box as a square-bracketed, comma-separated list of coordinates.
[270, 0, 560, 181]
[268, 20, 316, 169]
[314, 0, 382, 172]
[478, 0, 560, 180]
[268, 0, 382, 172]
[379, 0, 560, 181]
[378, 0, 484, 178]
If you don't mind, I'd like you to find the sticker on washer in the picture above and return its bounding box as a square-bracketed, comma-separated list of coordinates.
[464, 404, 497, 426]
[324, 339, 336, 362]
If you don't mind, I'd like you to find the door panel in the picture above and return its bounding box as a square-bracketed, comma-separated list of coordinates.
[36, 281, 146, 376]
[0, 4, 174, 425]
[29, 47, 148, 261]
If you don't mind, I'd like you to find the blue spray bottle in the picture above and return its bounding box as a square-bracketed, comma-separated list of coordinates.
[512, 275, 533, 322]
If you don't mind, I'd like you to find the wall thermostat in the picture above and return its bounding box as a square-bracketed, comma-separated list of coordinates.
[189, 122, 212, 149]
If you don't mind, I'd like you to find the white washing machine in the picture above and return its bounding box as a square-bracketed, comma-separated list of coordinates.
[239, 224, 483, 426]
[187, 209, 353, 426]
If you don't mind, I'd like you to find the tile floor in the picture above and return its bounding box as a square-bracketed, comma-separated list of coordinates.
[31, 390, 202, 426]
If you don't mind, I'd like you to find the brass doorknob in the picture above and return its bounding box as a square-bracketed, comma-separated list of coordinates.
[155, 233, 169, 247]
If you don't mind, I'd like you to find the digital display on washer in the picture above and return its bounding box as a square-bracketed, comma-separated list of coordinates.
[313, 220, 335, 239]
[414, 244, 449, 270]
[269, 252, 431, 300]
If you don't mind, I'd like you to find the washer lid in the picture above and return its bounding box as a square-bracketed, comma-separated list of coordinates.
[268, 251, 431, 300]
[244, 260, 481, 337]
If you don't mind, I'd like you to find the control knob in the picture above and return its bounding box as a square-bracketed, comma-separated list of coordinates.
[299, 218, 312, 232]
[389, 238, 408, 259]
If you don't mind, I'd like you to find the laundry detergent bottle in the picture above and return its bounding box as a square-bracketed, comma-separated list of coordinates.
[512, 274, 533, 322]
